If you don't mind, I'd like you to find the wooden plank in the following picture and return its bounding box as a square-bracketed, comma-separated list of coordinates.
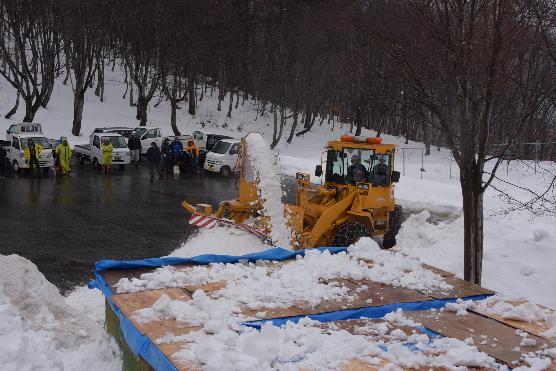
[242, 279, 431, 320]
[418, 275, 494, 299]
[407, 310, 554, 367]
[420, 263, 456, 277]
[471, 300, 556, 342]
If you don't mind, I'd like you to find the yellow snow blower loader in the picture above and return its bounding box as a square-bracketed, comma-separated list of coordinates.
[182, 133, 402, 249]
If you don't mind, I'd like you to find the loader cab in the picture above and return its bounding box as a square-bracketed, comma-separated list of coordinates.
[322, 136, 399, 187]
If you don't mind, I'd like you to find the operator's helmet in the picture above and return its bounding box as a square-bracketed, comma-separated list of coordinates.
[351, 155, 361, 165]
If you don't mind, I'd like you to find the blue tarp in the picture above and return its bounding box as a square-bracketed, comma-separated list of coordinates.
[89, 247, 494, 371]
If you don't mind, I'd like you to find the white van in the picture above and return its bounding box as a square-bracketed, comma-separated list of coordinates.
[204, 139, 240, 177]
[6, 123, 43, 142]
[132, 126, 162, 154]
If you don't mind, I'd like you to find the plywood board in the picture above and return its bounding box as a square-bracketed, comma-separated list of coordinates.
[420, 263, 456, 277]
[418, 275, 494, 299]
[242, 279, 431, 320]
[471, 300, 556, 342]
[407, 310, 554, 367]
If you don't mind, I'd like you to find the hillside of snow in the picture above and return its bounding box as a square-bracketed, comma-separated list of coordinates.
[1, 65, 555, 369]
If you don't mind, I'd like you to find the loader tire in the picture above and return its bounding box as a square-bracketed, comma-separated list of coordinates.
[332, 222, 371, 247]
[382, 205, 403, 249]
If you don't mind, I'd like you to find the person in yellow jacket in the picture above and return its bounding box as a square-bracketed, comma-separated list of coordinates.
[24, 138, 43, 177]
[55, 138, 72, 176]
[101, 139, 113, 174]
[185, 140, 200, 172]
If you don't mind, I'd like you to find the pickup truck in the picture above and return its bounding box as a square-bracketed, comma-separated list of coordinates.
[130, 126, 163, 154]
[190, 130, 233, 169]
[4, 134, 55, 174]
[74, 132, 131, 169]
[6, 123, 43, 143]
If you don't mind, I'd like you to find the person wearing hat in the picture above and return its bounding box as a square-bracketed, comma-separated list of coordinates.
[146, 141, 163, 179]
[161, 137, 171, 176]
[346, 154, 369, 184]
[55, 137, 72, 176]
[371, 155, 390, 186]
[185, 139, 200, 172]
[170, 137, 183, 171]
[101, 138, 113, 174]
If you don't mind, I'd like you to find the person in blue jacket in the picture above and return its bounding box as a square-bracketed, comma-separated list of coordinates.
[170, 137, 183, 168]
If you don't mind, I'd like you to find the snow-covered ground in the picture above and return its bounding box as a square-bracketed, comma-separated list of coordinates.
[1, 65, 555, 369]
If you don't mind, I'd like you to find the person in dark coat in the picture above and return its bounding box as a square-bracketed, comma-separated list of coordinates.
[146, 142, 163, 178]
[161, 138, 172, 175]
[128, 132, 142, 167]
[0, 146, 6, 178]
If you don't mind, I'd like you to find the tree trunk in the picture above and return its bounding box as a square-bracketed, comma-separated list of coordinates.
[137, 96, 147, 126]
[95, 61, 104, 102]
[272, 104, 278, 144]
[5, 90, 20, 119]
[129, 83, 134, 106]
[460, 166, 484, 285]
[286, 110, 299, 144]
[72, 93, 85, 136]
[235, 91, 240, 109]
[41, 79, 54, 108]
[23, 97, 36, 122]
[227, 91, 233, 118]
[170, 100, 181, 135]
[188, 79, 195, 115]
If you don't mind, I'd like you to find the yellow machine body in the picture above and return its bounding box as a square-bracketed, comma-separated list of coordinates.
[182, 134, 401, 250]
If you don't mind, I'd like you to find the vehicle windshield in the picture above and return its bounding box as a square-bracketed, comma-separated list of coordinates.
[102, 136, 127, 148]
[21, 137, 51, 149]
[132, 128, 147, 138]
[211, 141, 231, 154]
[115, 129, 133, 138]
[325, 147, 393, 186]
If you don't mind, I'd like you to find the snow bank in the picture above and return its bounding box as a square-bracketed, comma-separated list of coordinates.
[0, 254, 121, 371]
[244, 133, 291, 248]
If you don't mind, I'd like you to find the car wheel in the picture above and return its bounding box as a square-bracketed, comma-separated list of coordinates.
[78, 154, 85, 165]
[92, 157, 99, 170]
[220, 166, 231, 177]
[12, 160, 20, 174]
[331, 222, 372, 247]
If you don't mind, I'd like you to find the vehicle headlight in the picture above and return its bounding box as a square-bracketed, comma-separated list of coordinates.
[214, 160, 222, 165]
[46, 153, 52, 158]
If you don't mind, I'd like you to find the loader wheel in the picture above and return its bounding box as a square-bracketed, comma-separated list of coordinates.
[220, 165, 231, 177]
[332, 222, 371, 247]
[382, 205, 403, 249]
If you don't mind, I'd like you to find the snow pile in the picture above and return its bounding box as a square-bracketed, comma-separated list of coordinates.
[173, 318, 385, 370]
[348, 238, 452, 292]
[244, 133, 291, 248]
[0, 254, 121, 371]
[444, 298, 474, 316]
[161, 310, 499, 371]
[169, 226, 268, 258]
[118, 240, 451, 310]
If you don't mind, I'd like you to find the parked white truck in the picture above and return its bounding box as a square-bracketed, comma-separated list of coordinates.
[4, 134, 55, 174]
[74, 131, 131, 170]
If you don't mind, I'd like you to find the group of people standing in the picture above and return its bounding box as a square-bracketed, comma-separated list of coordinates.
[144, 137, 200, 179]
[0, 134, 201, 179]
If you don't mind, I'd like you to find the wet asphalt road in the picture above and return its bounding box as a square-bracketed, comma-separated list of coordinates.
[0, 162, 238, 293]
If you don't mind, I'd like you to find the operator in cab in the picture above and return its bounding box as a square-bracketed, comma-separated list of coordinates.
[346, 154, 369, 184]
[371, 156, 390, 186]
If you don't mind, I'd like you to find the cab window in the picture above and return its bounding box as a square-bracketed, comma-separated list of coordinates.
[325, 147, 374, 185]
[145, 129, 158, 139]
[8, 125, 16, 134]
[229, 143, 239, 155]
[93, 135, 100, 148]
[12, 137, 20, 149]
[193, 131, 203, 140]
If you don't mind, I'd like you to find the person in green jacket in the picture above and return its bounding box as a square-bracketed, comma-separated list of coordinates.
[55, 138, 72, 176]
[101, 139, 113, 174]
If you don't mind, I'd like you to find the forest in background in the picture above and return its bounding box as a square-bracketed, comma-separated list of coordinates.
[2, 0, 556, 284]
